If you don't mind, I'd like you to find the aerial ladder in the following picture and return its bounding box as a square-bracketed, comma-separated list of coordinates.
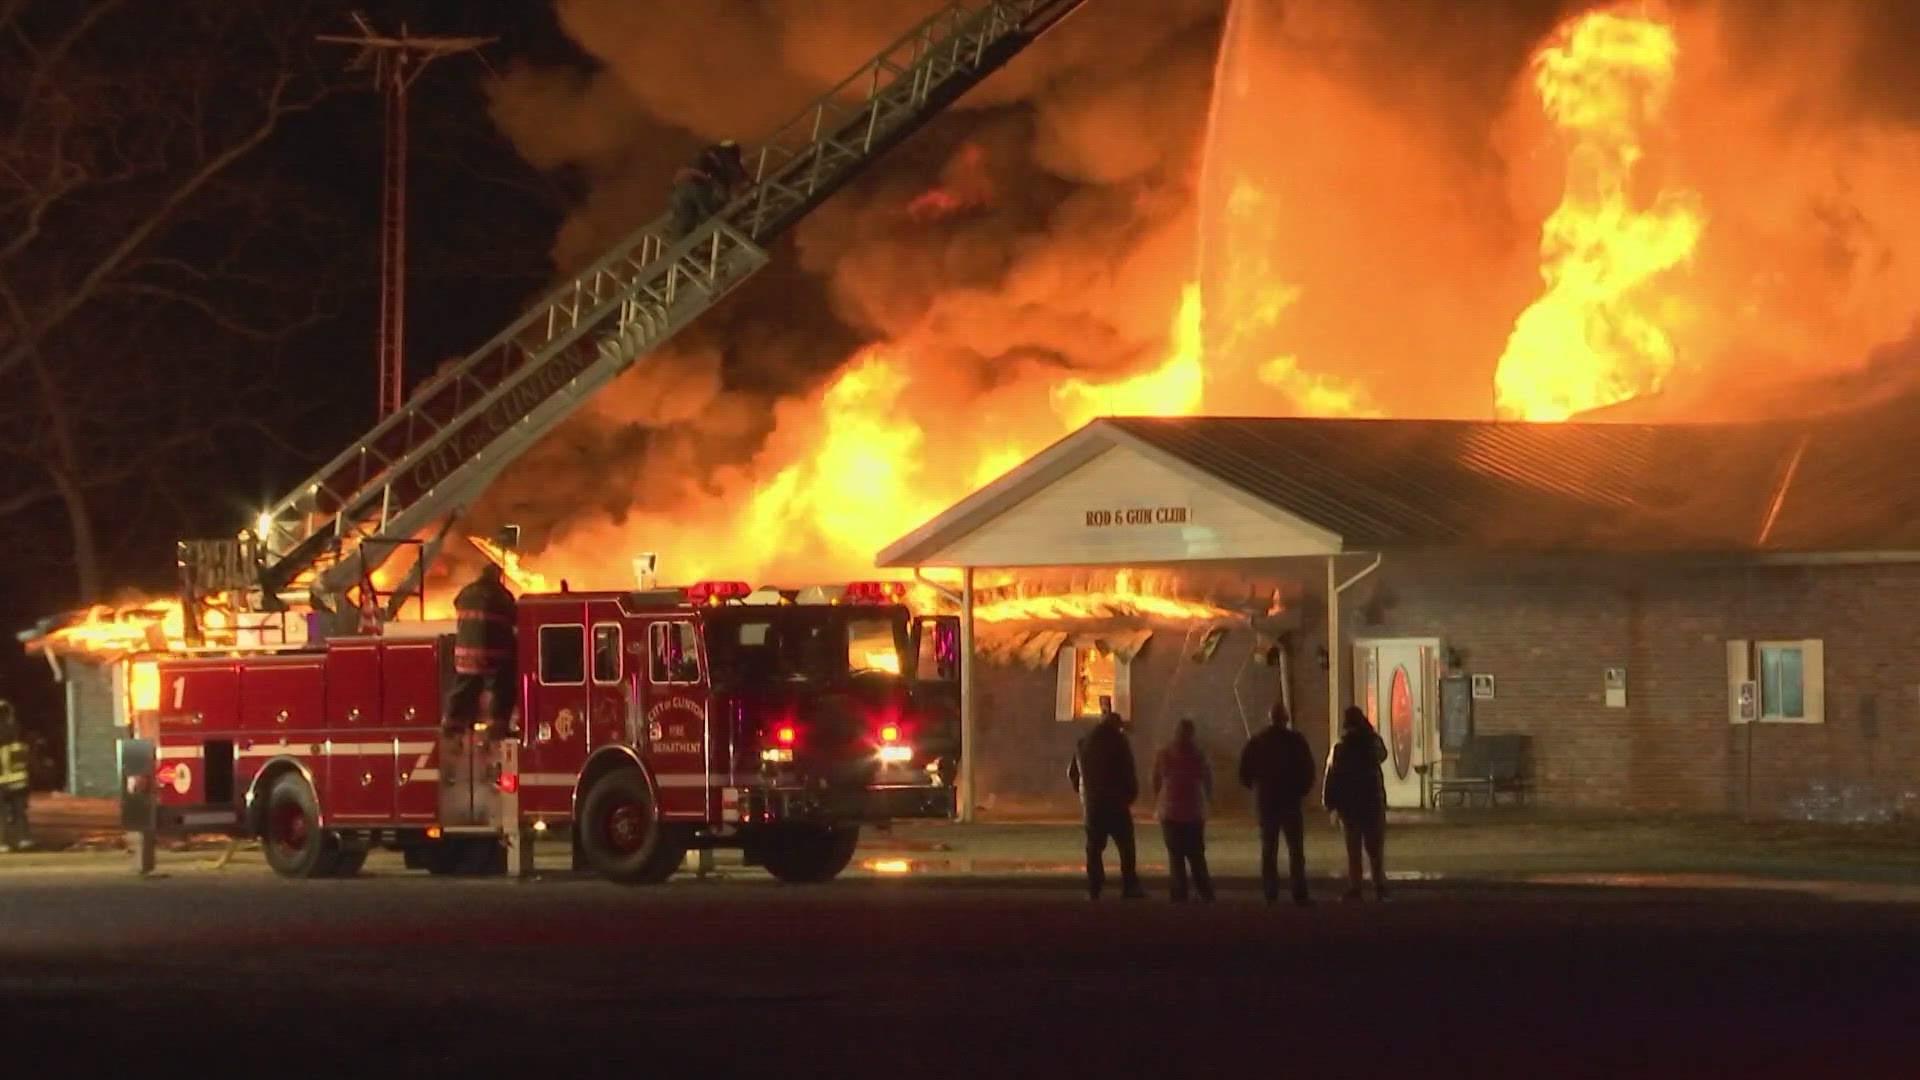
[177, 0, 1086, 640]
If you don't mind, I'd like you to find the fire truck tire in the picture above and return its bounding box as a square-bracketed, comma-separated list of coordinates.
[579, 770, 685, 885]
[760, 825, 861, 884]
[261, 773, 343, 880]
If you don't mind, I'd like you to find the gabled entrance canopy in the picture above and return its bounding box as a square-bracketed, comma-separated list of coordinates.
[876, 420, 1343, 569]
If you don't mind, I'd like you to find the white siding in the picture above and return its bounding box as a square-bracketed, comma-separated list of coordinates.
[927, 447, 1339, 567]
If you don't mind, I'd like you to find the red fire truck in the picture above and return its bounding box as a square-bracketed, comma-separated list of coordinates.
[142, 579, 960, 884]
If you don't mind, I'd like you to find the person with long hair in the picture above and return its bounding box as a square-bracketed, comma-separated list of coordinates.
[1324, 705, 1390, 901]
[1151, 718, 1215, 902]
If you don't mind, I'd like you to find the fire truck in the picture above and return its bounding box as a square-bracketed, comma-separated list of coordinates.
[145, 580, 961, 883]
[129, 0, 1081, 877]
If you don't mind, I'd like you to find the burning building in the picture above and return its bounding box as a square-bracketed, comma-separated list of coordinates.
[881, 411, 1920, 821]
[22, 0, 1920, 816]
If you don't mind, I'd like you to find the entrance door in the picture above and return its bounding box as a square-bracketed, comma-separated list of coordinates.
[1353, 640, 1434, 809]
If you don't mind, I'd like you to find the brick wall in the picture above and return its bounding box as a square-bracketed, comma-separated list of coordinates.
[968, 556, 1920, 818]
[974, 623, 1297, 816]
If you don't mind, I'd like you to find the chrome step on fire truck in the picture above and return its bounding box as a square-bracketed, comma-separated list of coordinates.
[142, 580, 961, 883]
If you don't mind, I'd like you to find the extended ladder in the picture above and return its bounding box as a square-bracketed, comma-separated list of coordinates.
[246, 0, 1087, 612]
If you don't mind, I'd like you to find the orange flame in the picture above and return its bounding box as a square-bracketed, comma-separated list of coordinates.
[470, 537, 553, 593]
[1495, 6, 1704, 421]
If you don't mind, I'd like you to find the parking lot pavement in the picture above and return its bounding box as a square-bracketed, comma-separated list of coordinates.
[3, 871, 1919, 1075]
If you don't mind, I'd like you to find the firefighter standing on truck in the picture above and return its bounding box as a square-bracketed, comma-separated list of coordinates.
[0, 701, 30, 852]
[447, 563, 519, 739]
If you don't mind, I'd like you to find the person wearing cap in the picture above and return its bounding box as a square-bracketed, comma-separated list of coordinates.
[1238, 702, 1319, 906]
[1068, 708, 1145, 900]
[1151, 717, 1215, 902]
[1324, 705, 1391, 901]
[669, 139, 751, 238]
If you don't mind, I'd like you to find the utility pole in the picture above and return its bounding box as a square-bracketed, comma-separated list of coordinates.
[320, 15, 494, 420]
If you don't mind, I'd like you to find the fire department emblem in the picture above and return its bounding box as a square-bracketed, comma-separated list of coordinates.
[160, 762, 192, 795]
[554, 708, 578, 741]
[647, 721, 664, 743]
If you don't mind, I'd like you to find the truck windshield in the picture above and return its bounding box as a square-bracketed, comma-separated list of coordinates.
[706, 612, 906, 688]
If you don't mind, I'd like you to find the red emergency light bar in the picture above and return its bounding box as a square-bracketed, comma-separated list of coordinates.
[687, 580, 753, 606]
[842, 581, 909, 605]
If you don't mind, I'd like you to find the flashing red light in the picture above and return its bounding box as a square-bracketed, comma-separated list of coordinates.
[687, 580, 753, 606]
[844, 581, 909, 605]
[879, 724, 900, 743]
[497, 772, 520, 795]
[775, 723, 798, 746]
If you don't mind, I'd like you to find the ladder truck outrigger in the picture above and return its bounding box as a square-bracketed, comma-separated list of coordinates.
[134, 0, 1081, 883]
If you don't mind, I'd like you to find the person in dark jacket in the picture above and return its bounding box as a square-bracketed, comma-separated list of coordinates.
[0, 701, 29, 853]
[1324, 705, 1390, 901]
[668, 140, 750, 238]
[1238, 703, 1318, 905]
[1068, 710, 1145, 900]
[446, 563, 519, 737]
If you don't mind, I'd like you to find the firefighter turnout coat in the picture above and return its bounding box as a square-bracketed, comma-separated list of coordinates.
[453, 575, 518, 676]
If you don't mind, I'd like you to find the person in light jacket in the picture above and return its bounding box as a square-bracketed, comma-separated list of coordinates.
[1324, 705, 1390, 901]
[1151, 718, 1215, 902]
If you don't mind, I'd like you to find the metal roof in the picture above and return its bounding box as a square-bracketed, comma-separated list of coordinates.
[880, 409, 1920, 566]
[1104, 416, 1817, 554]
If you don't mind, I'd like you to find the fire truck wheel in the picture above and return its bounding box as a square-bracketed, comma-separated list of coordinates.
[579, 770, 685, 885]
[760, 825, 861, 884]
[261, 773, 342, 880]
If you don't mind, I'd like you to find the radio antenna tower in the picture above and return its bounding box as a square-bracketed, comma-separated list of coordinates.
[320, 14, 495, 420]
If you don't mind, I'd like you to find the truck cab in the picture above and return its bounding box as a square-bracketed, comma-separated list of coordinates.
[543, 580, 959, 883]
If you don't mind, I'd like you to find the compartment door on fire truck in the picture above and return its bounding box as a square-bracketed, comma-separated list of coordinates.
[641, 619, 708, 821]
[524, 601, 624, 817]
[523, 615, 590, 818]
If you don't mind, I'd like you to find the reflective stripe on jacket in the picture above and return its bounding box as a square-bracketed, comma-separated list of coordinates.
[453, 577, 518, 675]
[0, 743, 27, 792]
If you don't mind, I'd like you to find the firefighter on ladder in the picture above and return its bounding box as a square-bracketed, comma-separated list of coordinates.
[668, 139, 750, 240]
[0, 701, 30, 852]
[446, 563, 519, 739]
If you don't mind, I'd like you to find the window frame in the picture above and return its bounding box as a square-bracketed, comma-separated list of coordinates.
[649, 620, 704, 686]
[537, 623, 587, 687]
[1054, 642, 1132, 722]
[1755, 639, 1821, 725]
[1728, 638, 1824, 725]
[590, 623, 623, 686]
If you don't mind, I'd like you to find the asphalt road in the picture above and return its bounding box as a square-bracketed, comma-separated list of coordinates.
[3, 871, 1916, 1077]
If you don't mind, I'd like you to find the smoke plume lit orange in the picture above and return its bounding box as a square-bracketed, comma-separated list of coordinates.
[458, 0, 1920, 593]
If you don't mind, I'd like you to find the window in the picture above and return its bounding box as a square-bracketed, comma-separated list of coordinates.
[1055, 642, 1130, 721]
[649, 621, 701, 684]
[1727, 639, 1824, 724]
[847, 616, 902, 675]
[1759, 645, 1804, 719]
[539, 624, 585, 685]
[592, 624, 622, 685]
